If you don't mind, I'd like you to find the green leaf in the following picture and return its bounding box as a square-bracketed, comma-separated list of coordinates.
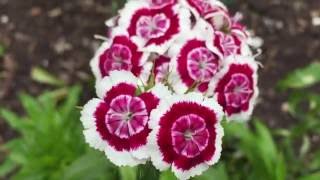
[119, 166, 137, 180]
[31, 66, 65, 86]
[59, 86, 81, 118]
[63, 150, 117, 180]
[0, 158, 16, 177]
[298, 172, 320, 180]
[0, 109, 31, 132]
[194, 163, 229, 180]
[278, 62, 320, 90]
[159, 170, 177, 180]
[136, 163, 159, 180]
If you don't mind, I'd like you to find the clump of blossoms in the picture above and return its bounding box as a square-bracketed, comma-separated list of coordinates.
[81, 0, 260, 179]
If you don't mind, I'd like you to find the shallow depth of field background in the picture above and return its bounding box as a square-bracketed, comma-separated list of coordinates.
[0, 0, 320, 180]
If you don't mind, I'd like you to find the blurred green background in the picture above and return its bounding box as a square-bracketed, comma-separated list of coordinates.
[0, 0, 320, 179]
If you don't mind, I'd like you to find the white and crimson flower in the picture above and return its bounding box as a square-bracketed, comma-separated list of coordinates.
[118, 0, 191, 54]
[210, 30, 248, 57]
[153, 55, 171, 83]
[148, 93, 224, 180]
[80, 70, 171, 166]
[169, 21, 222, 94]
[182, 0, 230, 30]
[208, 55, 259, 121]
[83, 0, 261, 177]
[90, 33, 151, 83]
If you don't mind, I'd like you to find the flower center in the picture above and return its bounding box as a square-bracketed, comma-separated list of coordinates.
[105, 95, 148, 139]
[224, 73, 253, 108]
[104, 44, 132, 74]
[187, 47, 219, 82]
[136, 13, 170, 39]
[171, 114, 209, 158]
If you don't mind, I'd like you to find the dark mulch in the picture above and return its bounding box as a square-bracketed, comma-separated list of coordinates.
[0, 0, 319, 144]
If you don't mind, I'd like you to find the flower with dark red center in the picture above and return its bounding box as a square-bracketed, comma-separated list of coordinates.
[208, 56, 259, 121]
[118, 0, 191, 54]
[168, 23, 222, 94]
[148, 93, 224, 180]
[80, 70, 171, 166]
[153, 55, 171, 83]
[213, 31, 242, 57]
[90, 34, 152, 83]
[182, 0, 230, 29]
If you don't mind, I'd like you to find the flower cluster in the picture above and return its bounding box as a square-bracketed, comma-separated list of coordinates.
[81, 0, 260, 179]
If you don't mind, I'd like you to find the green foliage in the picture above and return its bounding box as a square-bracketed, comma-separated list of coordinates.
[221, 0, 235, 6]
[0, 43, 5, 58]
[31, 66, 65, 87]
[0, 86, 117, 180]
[221, 121, 286, 180]
[194, 163, 229, 180]
[277, 62, 320, 179]
[111, 0, 127, 14]
[278, 62, 320, 91]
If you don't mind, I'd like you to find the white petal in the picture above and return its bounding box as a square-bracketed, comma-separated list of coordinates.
[80, 98, 103, 129]
[109, 70, 139, 87]
[83, 128, 107, 151]
[172, 162, 209, 180]
[131, 144, 150, 160]
[205, 122, 224, 165]
[95, 77, 114, 99]
[147, 127, 171, 171]
[149, 83, 172, 100]
[105, 145, 146, 167]
[90, 41, 111, 80]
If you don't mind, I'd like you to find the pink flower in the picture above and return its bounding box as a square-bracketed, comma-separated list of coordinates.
[182, 0, 230, 29]
[154, 55, 171, 83]
[208, 56, 259, 121]
[168, 22, 222, 94]
[148, 93, 224, 180]
[80, 71, 171, 166]
[118, 0, 191, 54]
[213, 31, 243, 57]
[90, 34, 152, 83]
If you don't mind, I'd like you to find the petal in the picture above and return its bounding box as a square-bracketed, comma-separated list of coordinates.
[81, 99, 108, 151]
[90, 41, 112, 80]
[104, 145, 146, 167]
[172, 161, 209, 180]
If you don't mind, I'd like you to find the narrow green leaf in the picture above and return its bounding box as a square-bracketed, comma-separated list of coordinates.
[278, 62, 320, 90]
[0, 158, 16, 177]
[298, 172, 320, 180]
[59, 86, 81, 118]
[0, 109, 31, 132]
[31, 66, 65, 86]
